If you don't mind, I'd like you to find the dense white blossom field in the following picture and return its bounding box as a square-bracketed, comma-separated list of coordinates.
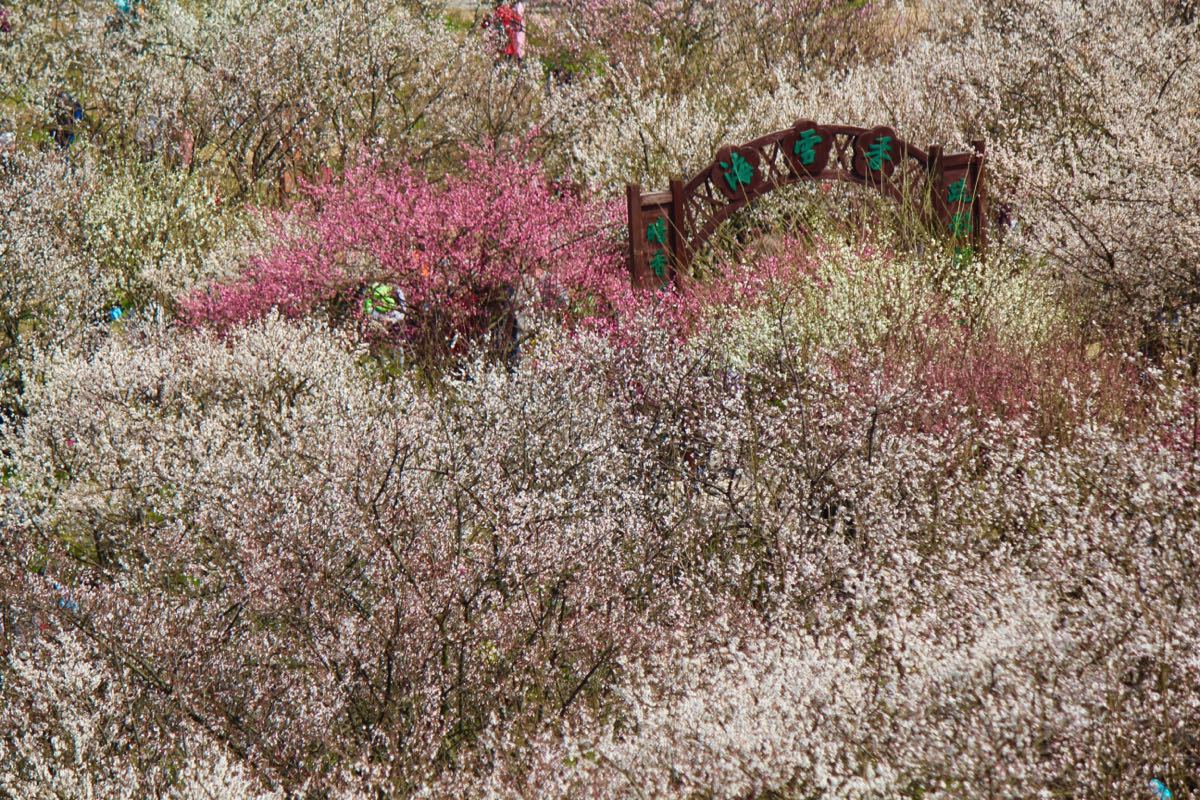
[1, 1, 1199, 797]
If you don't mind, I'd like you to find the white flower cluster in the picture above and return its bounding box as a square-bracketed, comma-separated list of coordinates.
[2, 0, 549, 190]
[3, 306, 1195, 797]
[0, 632, 280, 798]
[0, 152, 109, 413]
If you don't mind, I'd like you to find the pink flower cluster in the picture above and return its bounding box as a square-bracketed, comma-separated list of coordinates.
[181, 150, 627, 354]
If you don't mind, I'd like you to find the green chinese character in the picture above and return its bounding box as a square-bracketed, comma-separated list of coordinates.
[865, 135, 893, 171]
[650, 249, 668, 278]
[364, 282, 396, 315]
[949, 211, 973, 237]
[647, 218, 667, 245]
[947, 177, 973, 205]
[719, 152, 754, 191]
[794, 129, 822, 166]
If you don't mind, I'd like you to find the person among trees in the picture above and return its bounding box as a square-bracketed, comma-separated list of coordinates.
[107, 0, 146, 34]
[362, 282, 406, 326]
[49, 91, 83, 150]
[483, 1, 526, 63]
[166, 112, 195, 170]
[511, 1, 526, 61]
[0, 131, 15, 174]
[113, 0, 143, 18]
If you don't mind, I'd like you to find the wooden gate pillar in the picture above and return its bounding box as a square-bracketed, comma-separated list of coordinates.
[626, 183, 679, 289]
[626, 183, 647, 286]
[928, 139, 987, 255]
[669, 177, 689, 276]
[927, 143, 945, 204]
[969, 139, 988, 253]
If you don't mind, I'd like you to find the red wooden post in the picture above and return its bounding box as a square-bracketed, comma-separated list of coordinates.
[627, 183, 646, 287]
[669, 176, 688, 283]
[927, 143, 945, 226]
[970, 139, 988, 254]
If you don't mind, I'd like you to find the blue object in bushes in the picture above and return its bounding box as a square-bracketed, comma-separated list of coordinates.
[51, 92, 83, 149]
[49, 580, 80, 614]
[1150, 779, 1173, 800]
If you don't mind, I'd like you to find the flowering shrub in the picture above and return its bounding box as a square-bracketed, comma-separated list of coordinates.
[181, 152, 624, 359]
[83, 154, 252, 306]
[432, 342, 1200, 800]
[5, 302, 1198, 795]
[0, 0, 551, 195]
[0, 630, 281, 799]
[0, 153, 108, 417]
[3, 316, 690, 792]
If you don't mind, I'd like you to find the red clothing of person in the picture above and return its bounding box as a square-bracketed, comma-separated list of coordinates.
[494, 4, 524, 59]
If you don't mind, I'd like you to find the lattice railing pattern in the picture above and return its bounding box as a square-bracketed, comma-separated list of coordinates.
[626, 122, 987, 289]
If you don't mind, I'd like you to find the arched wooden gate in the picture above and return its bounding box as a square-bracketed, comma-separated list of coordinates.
[627, 122, 988, 287]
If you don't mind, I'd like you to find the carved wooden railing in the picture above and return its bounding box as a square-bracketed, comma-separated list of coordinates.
[627, 122, 988, 287]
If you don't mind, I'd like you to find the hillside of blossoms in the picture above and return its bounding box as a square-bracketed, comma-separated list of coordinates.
[1, 1, 1198, 797]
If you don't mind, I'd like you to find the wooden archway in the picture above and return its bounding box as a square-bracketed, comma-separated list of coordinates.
[626, 122, 988, 287]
